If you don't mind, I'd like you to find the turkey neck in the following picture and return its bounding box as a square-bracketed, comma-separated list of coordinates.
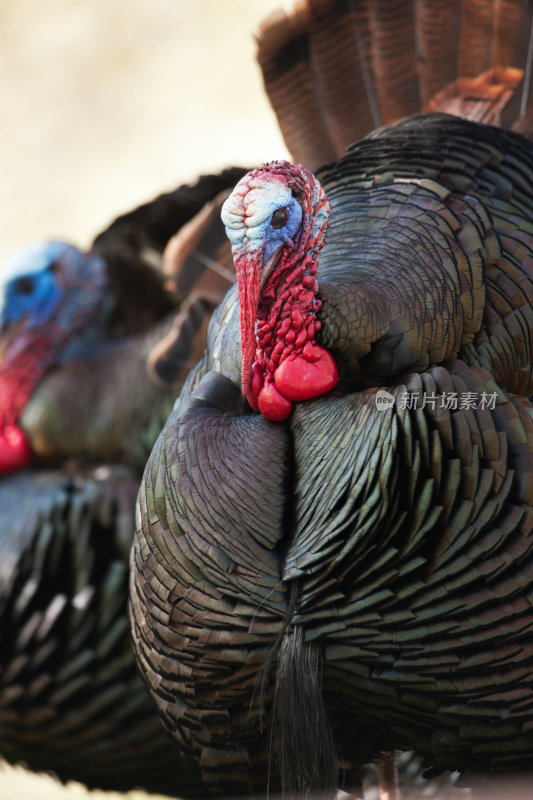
[21, 314, 178, 471]
[0, 287, 105, 473]
[0, 326, 65, 428]
[0, 328, 63, 473]
[255, 258, 322, 381]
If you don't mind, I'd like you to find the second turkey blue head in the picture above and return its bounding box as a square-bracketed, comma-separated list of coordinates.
[1, 240, 107, 333]
[1, 242, 65, 330]
[0, 241, 107, 473]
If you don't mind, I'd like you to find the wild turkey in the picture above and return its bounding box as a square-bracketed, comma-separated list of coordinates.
[0, 168, 244, 794]
[130, 1, 533, 798]
[0, 168, 245, 475]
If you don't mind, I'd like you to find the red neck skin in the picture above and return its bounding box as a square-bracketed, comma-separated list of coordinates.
[251, 255, 322, 397]
[0, 325, 65, 473]
[237, 205, 338, 422]
[0, 254, 108, 473]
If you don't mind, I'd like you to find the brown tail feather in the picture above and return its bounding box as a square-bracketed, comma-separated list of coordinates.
[368, 0, 420, 124]
[303, 0, 380, 148]
[257, 6, 340, 169]
[428, 66, 524, 126]
[147, 191, 238, 387]
[458, 0, 497, 77]
[162, 190, 235, 304]
[491, 0, 532, 71]
[147, 295, 214, 387]
[416, 0, 461, 106]
[257, 0, 533, 169]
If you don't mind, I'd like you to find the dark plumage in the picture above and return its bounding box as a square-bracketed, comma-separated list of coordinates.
[0, 469, 203, 795]
[0, 169, 243, 794]
[130, 2, 533, 798]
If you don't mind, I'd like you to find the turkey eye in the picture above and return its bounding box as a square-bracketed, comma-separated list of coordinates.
[271, 207, 288, 229]
[14, 276, 35, 295]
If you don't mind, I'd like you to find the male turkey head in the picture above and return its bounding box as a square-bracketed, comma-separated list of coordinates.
[221, 160, 337, 421]
[0, 241, 107, 473]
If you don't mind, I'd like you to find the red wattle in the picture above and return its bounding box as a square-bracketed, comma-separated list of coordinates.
[258, 380, 293, 421]
[274, 345, 338, 401]
[0, 424, 32, 474]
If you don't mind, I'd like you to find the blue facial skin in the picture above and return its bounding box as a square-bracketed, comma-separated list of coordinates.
[222, 179, 304, 278]
[262, 197, 303, 266]
[0, 242, 69, 330]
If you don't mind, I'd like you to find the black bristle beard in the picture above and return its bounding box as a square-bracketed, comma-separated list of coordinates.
[273, 624, 339, 799]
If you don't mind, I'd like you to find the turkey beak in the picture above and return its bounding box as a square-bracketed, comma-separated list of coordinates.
[235, 251, 261, 400]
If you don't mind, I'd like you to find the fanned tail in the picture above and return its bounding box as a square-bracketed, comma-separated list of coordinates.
[257, 0, 533, 169]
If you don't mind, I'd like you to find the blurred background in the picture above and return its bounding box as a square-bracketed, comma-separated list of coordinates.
[0, 0, 291, 268]
[0, 0, 289, 796]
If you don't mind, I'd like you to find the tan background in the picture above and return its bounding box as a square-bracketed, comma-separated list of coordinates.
[0, 0, 291, 268]
[0, 0, 289, 796]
